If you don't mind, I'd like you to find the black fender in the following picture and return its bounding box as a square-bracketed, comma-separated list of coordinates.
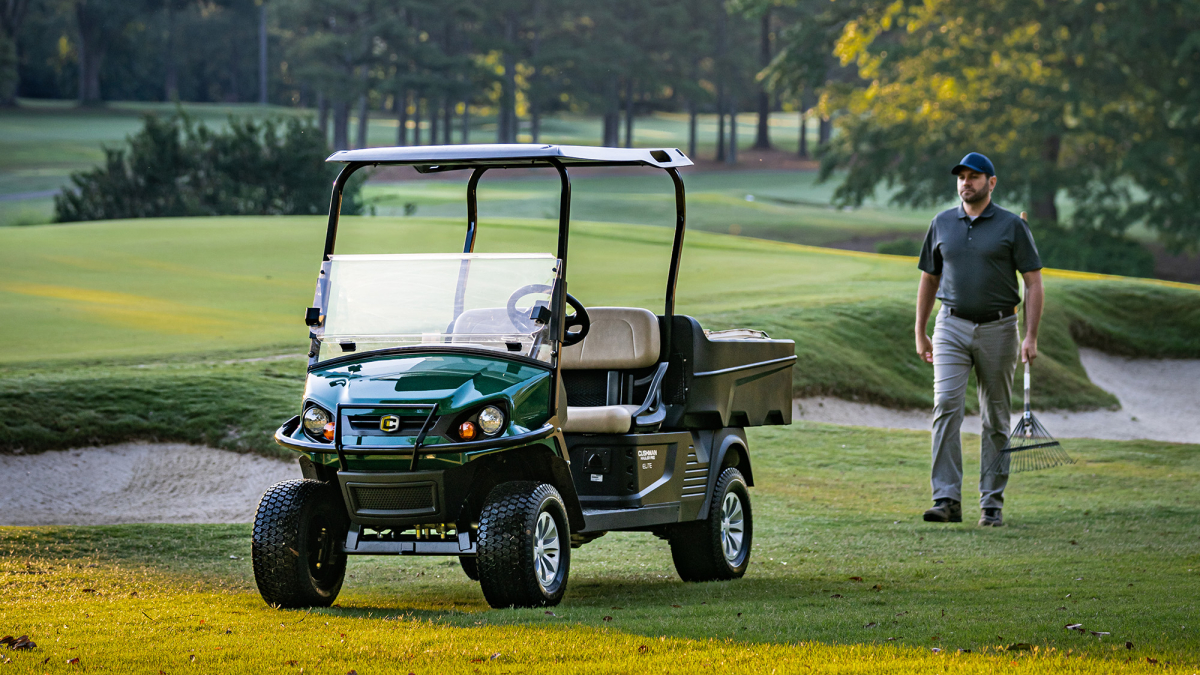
[459, 443, 586, 532]
[697, 427, 752, 521]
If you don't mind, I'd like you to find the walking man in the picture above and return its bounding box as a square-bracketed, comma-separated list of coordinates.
[914, 152, 1044, 527]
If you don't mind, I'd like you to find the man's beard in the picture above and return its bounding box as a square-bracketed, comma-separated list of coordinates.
[960, 184, 991, 204]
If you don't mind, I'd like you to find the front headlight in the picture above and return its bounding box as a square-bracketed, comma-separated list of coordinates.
[478, 405, 504, 436]
[302, 405, 334, 442]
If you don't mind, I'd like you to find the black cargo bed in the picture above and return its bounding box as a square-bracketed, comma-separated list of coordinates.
[660, 315, 795, 430]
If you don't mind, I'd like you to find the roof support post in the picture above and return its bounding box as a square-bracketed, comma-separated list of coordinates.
[464, 167, 488, 253]
[547, 157, 572, 419]
[322, 162, 365, 261]
[663, 167, 687, 354]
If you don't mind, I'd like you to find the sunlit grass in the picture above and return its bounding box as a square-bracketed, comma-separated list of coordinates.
[3, 423, 1197, 672]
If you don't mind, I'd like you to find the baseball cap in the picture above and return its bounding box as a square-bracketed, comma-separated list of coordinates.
[951, 152, 995, 177]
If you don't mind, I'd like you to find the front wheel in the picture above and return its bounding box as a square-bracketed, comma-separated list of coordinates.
[669, 467, 752, 582]
[252, 479, 349, 608]
[476, 481, 571, 608]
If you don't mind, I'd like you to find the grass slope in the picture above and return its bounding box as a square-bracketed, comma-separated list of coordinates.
[2, 423, 1198, 672]
[4, 216, 1200, 455]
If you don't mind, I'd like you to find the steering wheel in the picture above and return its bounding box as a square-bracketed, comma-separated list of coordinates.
[506, 284, 590, 346]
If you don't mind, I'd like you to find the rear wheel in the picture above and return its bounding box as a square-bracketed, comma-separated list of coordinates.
[459, 556, 479, 580]
[252, 479, 349, 608]
[669, 467, 752, 582]
[476, 481, 571, 608]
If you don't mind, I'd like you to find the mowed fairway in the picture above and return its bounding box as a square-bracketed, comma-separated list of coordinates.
[2, 424, 1198, 673]
[0, 214, 918, 364]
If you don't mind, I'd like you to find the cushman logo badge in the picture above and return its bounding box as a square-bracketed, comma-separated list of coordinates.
[380, 415, 401, 432]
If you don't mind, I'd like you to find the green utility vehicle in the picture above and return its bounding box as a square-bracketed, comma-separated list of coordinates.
[254, 144, 795, 609]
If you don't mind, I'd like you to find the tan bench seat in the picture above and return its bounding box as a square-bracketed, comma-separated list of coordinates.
[560, 307, 661, 434]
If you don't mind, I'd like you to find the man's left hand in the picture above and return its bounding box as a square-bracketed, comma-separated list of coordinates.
[1021, 336, 1038, 363]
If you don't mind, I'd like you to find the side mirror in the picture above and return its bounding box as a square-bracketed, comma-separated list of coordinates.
[305, 307, 323, 327]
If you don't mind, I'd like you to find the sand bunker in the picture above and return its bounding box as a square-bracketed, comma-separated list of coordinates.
[0, 443, 296, 526]
[796, 348, 1200, 445]
[2, 348, 1195, 527]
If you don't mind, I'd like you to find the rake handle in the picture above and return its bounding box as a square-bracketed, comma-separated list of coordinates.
[1024, 361, 1031, 418]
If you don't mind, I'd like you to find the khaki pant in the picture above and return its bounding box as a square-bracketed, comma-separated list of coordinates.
[930, 307, 1019, 509]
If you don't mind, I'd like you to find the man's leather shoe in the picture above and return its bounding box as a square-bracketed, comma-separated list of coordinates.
[922, 499, 962, 522]
[979, 508, 1004, 527]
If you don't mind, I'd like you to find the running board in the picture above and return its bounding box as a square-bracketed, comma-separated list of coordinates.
[343, 526, 476, 556]
[579, 503, 680, 533]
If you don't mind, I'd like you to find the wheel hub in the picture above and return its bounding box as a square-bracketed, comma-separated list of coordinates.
[533, 511, 561, 589]
[720, 492, 745, 562]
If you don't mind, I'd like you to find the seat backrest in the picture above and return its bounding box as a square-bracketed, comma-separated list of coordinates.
[560, 307, 660, 370]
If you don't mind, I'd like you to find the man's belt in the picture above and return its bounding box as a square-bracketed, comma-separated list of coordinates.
[947, 307, 1017, 324]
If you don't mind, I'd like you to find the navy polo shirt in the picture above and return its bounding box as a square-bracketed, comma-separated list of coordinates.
[917, 202, 1043, 316]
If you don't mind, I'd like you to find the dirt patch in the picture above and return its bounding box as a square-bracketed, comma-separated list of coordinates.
[0, 443, 297, 526]
[795, 348, 1200, 444]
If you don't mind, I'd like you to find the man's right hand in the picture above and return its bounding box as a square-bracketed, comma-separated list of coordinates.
[916, 333, 934, 363]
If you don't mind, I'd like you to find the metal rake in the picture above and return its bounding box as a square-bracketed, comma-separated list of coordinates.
[988, 362, 1074, 474]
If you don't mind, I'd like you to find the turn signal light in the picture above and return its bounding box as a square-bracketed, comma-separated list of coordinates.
[458, 421, 477, 441]
[323, 423, 335, 441]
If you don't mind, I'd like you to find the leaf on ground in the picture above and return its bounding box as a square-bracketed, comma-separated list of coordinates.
[67, 657, 81, 665]
[0, 636, 11, 646]
[10, 636, 37, 650]
[489, 653, 500, 661]
[1126, 641, 1134, 649]
[543, 611, 555, 617]
[671, 604, 681, 608]
[1070, 541, 1078, 545]
[1146, 657, 1158, 664]
[1065, 624, 1085, 632]
[886, 637, 897, 641]
[610, 606, 623, 610]
[602, 616, 613, 622]
[286, 660, 298, 666]
[638, 645, 648, 654]
[470, 659, 484, 663]
[1090, 631, 1110, 637]
[849, 576, 863, 582]
[347, 670, 358, 675]
[864, 622, 878, 628]
[931, 647, 941, 653]
[736, 612, 742, 618]
[896, 611, 908, 616]
[1006, 643, 1033, 652]
[830, 594, 842, 598]
[872, 584, 883, 591]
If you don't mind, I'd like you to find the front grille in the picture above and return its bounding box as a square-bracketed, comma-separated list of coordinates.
[352, 485, 435, 512]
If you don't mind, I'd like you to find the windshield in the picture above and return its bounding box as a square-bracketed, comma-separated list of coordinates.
[319, 253, 560, 363]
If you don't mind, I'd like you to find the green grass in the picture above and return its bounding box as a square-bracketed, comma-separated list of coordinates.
[2, 423, 1198, 672]
[4, 215, 1200, 455]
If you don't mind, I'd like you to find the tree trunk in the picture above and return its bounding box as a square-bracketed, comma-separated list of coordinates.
[413, 96, 422, 145]
[727, 97, 738, 165]
[430, 97, 440, 145]
[396, 90, 408, 146]
[818, 116, 831, 146]
[0, 0, 30, 106]
[498, 16, 517, 144]
[687, 101, 697, 159]
[75, 2, 106, 105]
[442, 95, 452, 143]
[461, 98, 469, 143]
[602, 77, 619, 147]
[332, 99, 350, 151]
[797, 109, 807, 158]
[163, 3, 178, 102]
[1031, 135, 1061, 222]
[258, 2, 268, 105]
[715, 93, 726, 162]
[623, 79, 634, 148]
[753, 11, 771, 150]
[355, 94, 368, 149]
[531, 103, 540, 143]
[318, 92, 329, 138]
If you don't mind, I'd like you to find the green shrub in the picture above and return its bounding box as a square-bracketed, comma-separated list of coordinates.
[1032, 221, 1156, 278]
[54, 113, 362, 222]
[875, 238, 922, 256]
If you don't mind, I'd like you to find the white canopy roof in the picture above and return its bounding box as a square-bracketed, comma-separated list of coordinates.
[325, 143, 693, 171]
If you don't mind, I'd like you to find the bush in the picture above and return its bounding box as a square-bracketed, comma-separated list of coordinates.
[875, 238, 922, 256]
[54, 113, 362, 222]
[1031, 221, 1156, 278]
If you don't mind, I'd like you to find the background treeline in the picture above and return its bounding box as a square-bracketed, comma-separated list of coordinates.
[7, 0, 828, 162]
[5, 0, 1200, 264]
